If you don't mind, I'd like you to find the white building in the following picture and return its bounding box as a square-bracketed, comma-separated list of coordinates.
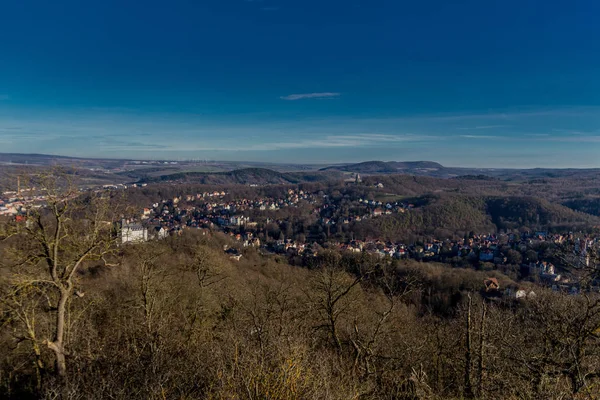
[229, 216, 250, 226]
[121, 219, 148, 244]
[152, 226, 169, 240]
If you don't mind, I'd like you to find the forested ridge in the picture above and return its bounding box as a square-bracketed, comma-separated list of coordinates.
[347, 194, 600, 242]
[138, 168, 341, 185]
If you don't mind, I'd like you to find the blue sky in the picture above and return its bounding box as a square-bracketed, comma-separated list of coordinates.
[1, 0, 600, 167]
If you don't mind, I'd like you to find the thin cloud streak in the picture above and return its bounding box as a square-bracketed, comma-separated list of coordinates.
[350, 106, 600, 124]
[551, 128, 600, 136]
[280, 92, 341, 101]
[136, 134, 435, 152]
[243, 133, 431, 151]
[549, 136, 600, 143]
[459, 135, 501, 139]
[438, 107, 600, 121]
[457, 125, 509, 130]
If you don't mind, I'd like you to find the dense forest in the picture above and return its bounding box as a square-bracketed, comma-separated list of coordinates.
[320, 193, 599, 243]
[563, 197, 600, 217]
[137, 168, 342, 185]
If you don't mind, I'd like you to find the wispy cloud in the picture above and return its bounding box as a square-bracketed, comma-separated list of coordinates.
[243, 133, 428, 150]
[549, 135, 600, 143]
[551, 128, 599, 136]
[524, 133, 550, 137]
[135, 133, 434, 152]
[0, 95, 10, 101]
[397, 106, 600, 123]
[97, 140, 165, 151]
[280, 92, 341, 101]
[457, 125, 509, 130]
[261, 6, 279, 11]
[459, 135, 501, 139]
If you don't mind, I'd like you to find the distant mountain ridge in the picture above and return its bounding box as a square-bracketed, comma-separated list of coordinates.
[139, 168, 342, 185]
[144, 161, 451, 186]
[320, 160, 445, 174]
[3, 153, 600, 181]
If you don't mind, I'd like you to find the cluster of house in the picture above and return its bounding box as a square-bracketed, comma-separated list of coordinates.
[355, 199, 414, 218]
[485, 277, 584, 299]
[1, 177, 153, 217]
[134, 189, 419, 246]
[317, 199, 415, 226]
[102, 183, 147, 190]
[113, 186, 600, 294]
[176, 189, 315, 211]
[337, 240, 410, 257]
[328, 232, 596, 278]
[528, 260, 561, 282]
[345, 174, 384, 189]
[0, 190, 46, 216]
[121, 189, 319, 243]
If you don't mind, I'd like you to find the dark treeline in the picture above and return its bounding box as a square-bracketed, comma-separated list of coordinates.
[563, 197, 600, 217]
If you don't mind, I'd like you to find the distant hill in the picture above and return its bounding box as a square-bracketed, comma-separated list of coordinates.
[3, 153, 600, 182]
[563, 198, 600, 217]
[320, 161, 445, 174]
[485, 196, 599, 230]
[0, 153, 129, 164]
[351, 193, 600, 241]
[138, 168, 341, 185]
[319, 160, 600, 181]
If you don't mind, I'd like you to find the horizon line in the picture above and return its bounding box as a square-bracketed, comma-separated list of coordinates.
[2, 152, 600, 171]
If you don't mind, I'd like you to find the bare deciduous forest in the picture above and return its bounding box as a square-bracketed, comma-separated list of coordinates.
[1, 175, 599, 399]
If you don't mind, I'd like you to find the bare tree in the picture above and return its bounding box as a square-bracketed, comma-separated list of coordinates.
[186, 245, 227, 290]
[554, 238, 600, 290]
[349, 263, 420, 378]
[1, 172, 119, 381]
[477, 300, 488, 398]
[0, 285, 47, 391]
[491, 290, 600, 397]
[308, 264, 365, 352]
[463, 293, 474, 398]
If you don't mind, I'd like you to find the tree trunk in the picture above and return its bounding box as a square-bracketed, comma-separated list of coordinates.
[53, 345, 67, 378]
[477, 301, 487, 398]
[23, 314, 46, 390]
[48, 286, 70, 379]
[330, 312, 341, 352]
[464, 293, 473, 398]
[32, 340, 45, 391]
